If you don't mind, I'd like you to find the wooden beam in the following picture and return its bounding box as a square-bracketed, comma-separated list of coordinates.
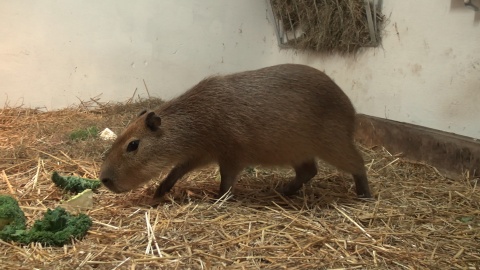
[355, 114, 480, 178]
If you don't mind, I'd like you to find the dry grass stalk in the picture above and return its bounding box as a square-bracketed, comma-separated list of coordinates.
[0, 97, 479, 269]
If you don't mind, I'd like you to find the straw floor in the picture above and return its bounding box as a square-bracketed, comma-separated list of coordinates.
[0, 98, 479, 269]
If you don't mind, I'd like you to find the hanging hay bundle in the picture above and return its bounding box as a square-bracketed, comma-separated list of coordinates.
[270, 0, 385, 53]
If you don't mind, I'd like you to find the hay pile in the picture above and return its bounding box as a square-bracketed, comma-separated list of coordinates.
[270, 0, 384, 53]
[0, 98, 479, 269]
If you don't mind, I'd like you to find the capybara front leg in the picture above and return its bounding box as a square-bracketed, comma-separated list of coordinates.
[154, 161, 197, 198]
[218, 164, 242, 198]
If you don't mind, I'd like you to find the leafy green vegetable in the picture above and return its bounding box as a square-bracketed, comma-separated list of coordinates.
[0, 195, 92, 246]
[21, 207, 92, 246]
[69, 126, 98, 141]
[458, 216, 474, 223]
[0, 195, 26, 242]
[52, 171, 101, 193]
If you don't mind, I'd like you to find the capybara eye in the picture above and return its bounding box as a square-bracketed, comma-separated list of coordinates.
[126, 140, 140, 152]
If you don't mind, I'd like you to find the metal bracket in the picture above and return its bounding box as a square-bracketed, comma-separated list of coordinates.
[464, 0, 479, 11]
[364, 0, 383, 47]
[365, 0, 377, 45]
[266, 0, 288, 48]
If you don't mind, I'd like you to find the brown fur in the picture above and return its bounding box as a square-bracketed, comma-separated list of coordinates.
[100, 64, 372, 199]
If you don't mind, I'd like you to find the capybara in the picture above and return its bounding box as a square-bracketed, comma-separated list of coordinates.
[100, 64, 372, 199]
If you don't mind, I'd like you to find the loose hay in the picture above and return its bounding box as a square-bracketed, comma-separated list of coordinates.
[0, 98, 479, 269]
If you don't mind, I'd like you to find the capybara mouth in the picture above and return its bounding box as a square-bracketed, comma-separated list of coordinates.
[100, 178, 127, 193]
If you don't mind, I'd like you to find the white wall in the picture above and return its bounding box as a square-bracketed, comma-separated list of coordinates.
[1, 0, 479, 139]
[0, 0, 274, 108]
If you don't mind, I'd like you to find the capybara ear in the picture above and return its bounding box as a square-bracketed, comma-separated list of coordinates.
[138, 109, 147, 117]
[145, 112, 162, 131]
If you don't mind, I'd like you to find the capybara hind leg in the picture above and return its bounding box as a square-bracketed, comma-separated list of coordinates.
[280, 160, 317, 196]
[321, 144, 372, 198]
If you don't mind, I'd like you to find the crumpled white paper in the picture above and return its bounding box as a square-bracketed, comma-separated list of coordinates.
[100, 128, 117, 141]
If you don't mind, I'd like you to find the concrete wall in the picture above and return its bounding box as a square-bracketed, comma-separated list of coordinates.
[0, 0, 274, 108]
[1, 0, 479, 139]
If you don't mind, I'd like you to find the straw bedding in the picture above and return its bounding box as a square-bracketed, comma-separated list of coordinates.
[0, 98, 479, 269]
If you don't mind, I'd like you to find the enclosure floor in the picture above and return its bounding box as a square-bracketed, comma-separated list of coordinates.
[0, 98, 479, 269]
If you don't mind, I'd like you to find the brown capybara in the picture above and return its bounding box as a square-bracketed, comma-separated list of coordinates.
[100, 64, 372, 199]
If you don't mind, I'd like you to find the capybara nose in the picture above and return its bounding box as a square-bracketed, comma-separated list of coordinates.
[100, 177, 123, 193]
[101, 177, 114, 189]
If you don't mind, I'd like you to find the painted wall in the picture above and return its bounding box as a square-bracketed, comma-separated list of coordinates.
[1, 0, 479, 139]
[0, 0, 274, 108]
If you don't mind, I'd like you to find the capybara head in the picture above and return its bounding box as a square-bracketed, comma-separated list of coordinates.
[100, 110, 170, 193]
